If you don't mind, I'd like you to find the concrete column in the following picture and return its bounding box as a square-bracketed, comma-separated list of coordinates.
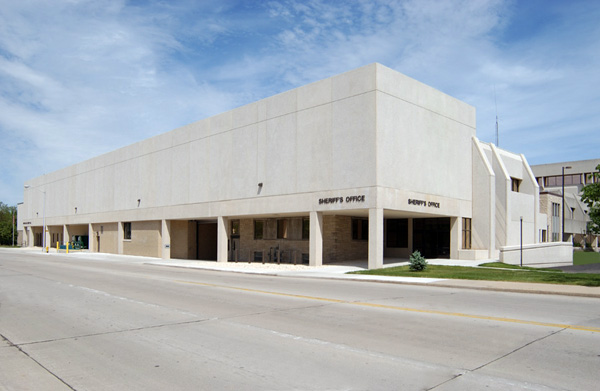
[117, 222, 124, 254]
[217, 216, 228, 263]
[88, 223, 95, 252]
[161, 219, 171, 260]
[450, 217, 460, 259]
[44, 226, 50, 250]
[27, 227, 33, 247]
[309, 211, 323, 267]
[63, 225, 69, 246]
[368, 208, 384, 270]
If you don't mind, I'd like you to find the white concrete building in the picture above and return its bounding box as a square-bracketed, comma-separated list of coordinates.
[18, 64, 568, 267]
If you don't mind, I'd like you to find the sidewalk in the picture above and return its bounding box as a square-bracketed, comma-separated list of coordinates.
[6, 248, 600, 298]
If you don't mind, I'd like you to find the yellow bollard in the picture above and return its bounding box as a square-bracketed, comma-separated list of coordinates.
[66, 242, 69, 254]
[56, 242, 59, 252]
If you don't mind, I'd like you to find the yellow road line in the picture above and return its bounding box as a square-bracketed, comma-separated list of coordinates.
[176, 280, 600, 333]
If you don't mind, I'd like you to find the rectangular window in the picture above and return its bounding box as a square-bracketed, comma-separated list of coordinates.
[123, 222, 132, 240]
[462, 218, 472, 249]
[352, 218, 368, 241]
[551, 202, 560, 242]
[302, 218, 310, 240]
[511, 177, 521, 192]
[254, 220, 264, 240]
[277, 219, 288, 239]
[386, 219, 408, 248]
[231, 220, 240, 237]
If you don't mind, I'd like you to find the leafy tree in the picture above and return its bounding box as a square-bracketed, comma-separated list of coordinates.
[581, 164, 600, 234]
[0, 202, 18, 246]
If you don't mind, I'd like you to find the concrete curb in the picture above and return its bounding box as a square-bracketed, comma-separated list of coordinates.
[147, 260, 600, 299]
[4, 248, 599, 299]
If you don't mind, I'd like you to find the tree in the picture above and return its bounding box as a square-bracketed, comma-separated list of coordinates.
[581, 164, 600, 235]
[0, 202, 17, 245]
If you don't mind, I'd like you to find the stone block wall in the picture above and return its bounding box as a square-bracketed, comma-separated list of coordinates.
[237, 215, 368, 263]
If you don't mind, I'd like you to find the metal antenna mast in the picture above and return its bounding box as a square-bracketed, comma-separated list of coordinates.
[494, 86, 499, 146]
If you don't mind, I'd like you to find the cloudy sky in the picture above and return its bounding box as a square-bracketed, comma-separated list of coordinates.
[1, 0, 599, 205]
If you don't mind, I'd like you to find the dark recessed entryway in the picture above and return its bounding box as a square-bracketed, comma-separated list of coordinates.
[413, 218, 450, 259]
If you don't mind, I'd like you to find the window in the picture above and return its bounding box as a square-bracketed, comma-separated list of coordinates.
[302, 218, 310, 240]
[254, 220, 264, 240]
[231, 220, 240, 237]
[386, 219, 408, 248]
[552, 202, 560, 217]
[545, 174, 582, 187]
[551, 202, 560, 242]
[123, 222, 132, 240]
[352, 218, 368, 241]
[462, 218, 472, 249]
[511, 177, 521, 192]
[277, 219, 288, 239]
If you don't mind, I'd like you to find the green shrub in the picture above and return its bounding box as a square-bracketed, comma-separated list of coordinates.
[409, 250, 428, 271]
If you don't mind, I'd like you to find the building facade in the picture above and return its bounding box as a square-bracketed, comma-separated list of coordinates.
[19, 64, 565, 267]
[532, 159, 600, 248]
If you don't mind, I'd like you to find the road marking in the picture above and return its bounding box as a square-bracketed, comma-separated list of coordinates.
[176, 280, 600, 333]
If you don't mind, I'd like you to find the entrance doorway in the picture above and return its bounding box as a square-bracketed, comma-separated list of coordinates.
[196, 221, 217, 260]
[229, 219, 240, 261]
[413, 218, 450, 258]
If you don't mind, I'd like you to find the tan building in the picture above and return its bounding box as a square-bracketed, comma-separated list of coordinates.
[533, 159, 600, 249]
[18, 64, 571, 267]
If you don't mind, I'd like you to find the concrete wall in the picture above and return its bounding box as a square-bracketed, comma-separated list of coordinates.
[21, 64, 381, 224]
[91, 223, 118, 254]
[477, 143, 538, 249]
[375, 65, 475, 201]
[170, 220, 197, 260]
[122, 220, 161, 257]
[471, 138, 495, 256]
[500, 242, 573, 266]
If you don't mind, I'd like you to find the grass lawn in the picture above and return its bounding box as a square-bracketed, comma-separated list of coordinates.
[351, 264, 600, 287]
[573, 251, 600, 265]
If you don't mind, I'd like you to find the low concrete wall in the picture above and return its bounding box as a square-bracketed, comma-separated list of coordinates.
[457, 249, 491, 260]
[499, 242, 572, 266]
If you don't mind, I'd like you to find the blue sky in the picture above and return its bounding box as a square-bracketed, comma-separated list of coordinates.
[1, 0, 599, 205]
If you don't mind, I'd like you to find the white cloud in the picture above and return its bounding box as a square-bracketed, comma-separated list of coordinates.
[1, 0, 599, 205]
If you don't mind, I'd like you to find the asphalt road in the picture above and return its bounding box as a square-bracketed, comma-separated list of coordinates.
[1, 250, 599, 390]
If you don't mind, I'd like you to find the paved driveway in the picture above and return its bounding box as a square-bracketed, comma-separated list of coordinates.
[550, 262, 600, 273]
